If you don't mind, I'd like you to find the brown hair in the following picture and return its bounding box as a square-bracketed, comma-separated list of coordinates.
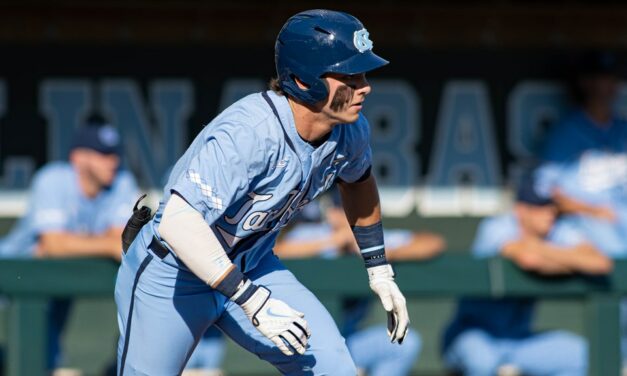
[268, 77, 286, 96]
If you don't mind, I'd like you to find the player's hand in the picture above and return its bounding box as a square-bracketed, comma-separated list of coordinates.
[368, 264, 410, 344]
[239, 286, 311, 356]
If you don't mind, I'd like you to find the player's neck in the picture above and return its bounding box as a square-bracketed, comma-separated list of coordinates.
[288, 98, 334, 144]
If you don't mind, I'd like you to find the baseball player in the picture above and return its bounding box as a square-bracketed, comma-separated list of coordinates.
[536, 51, 627, 258]
[442, 178, 611, 376]
[536, 51, 627, 369]
[115, 9, 410, 375]
[0, 120, 138, 370]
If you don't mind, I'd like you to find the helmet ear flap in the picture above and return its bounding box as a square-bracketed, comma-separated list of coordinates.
[281, 68, 328, 104]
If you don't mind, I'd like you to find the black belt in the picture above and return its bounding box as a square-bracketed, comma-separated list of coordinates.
[148, 236, 170, 259]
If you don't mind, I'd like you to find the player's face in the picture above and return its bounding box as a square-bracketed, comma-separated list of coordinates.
[519, 204, 557, 237]
[321, 73, 371, 123]
[81, 149, 120, 188]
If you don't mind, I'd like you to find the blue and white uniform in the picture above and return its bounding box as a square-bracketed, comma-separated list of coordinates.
[536, 109, 627, 258]
[442, 214, 588, 376]
[115, 91, 372, 375]
[0, 161, 137, 368]
[538, 109, 627, 363]
[0, 162, 137, 257]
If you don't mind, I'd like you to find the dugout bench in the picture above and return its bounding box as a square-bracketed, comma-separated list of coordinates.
[0, 255, 624, 376]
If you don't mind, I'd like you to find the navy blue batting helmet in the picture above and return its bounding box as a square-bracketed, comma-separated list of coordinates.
[275, 9, 388, 105]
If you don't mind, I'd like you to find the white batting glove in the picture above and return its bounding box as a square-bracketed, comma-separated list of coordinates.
[368, 264, 410, 344]
[239, 286, 311, 356]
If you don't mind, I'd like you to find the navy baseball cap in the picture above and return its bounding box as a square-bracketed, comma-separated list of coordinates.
[71, 123, 122, 156]
[516, 177, 553, 207]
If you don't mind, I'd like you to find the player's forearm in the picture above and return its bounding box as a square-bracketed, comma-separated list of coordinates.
[340, 173, 410, 344]
[386, 234, 446, 261]
[540, 244, 612, 275]
[159, 193, 257, 303]
[274, 238, 335, 258]
[160, 193, 236, 285]
[339, 174, 389, 268]
[37, 232, 121, 258]
[553, 190, 610, 218]
[338, 174, 381, 226]
[501, 241, 573, 275]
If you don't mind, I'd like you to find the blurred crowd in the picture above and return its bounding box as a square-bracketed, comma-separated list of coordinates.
[1, 50, 627, 376]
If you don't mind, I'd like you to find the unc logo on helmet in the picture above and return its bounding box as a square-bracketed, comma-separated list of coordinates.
[353, 29, 373, 53]
[275, 9, 388, 105]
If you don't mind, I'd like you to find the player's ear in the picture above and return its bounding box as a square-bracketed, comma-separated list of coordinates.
[293, 76, 310, 90]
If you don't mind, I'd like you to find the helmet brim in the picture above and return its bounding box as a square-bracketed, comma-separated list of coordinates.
[326, 50, 389, 76]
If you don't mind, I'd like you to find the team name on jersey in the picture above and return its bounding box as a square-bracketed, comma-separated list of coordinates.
[218, 189, 310, 246]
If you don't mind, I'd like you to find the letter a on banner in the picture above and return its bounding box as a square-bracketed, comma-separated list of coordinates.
[423, 81, 502, 215]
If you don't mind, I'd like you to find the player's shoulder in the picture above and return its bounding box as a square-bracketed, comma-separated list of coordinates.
[548, 217, 585, 246]
[478, 213, 518, 237]
[111, 169, 139, 192]
[214, 92, 276, 131]
[203, 92, 281, 145]
[31, 161, 74, 187]
[472, 213, 519, 257]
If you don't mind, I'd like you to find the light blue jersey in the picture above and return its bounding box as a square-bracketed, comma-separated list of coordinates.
[537, 150, 627, 207]
[0, 161, 138, 258]
[536, 109, 627, 257]
[472, 214, 586, 257]
[151, 91, 371, 272]
[444, 213, 586, 349]
[0, 161, 138, 369]
[540, 109, 627, 367]
[442, 213, 589, 376]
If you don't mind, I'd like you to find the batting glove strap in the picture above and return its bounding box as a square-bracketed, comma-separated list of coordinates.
[237, 284, 270, 318]
[368, 264, 411, 345]
[238, 286, 312, 356]
[230, 279, 259, 305]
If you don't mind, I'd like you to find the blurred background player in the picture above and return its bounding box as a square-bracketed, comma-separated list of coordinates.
[536, 52, 627, 370]
[441, 177, 611, 376]
[536, 51, 627, 258]
[275, 195, 444, 376]
[0, 119, 138, 373]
